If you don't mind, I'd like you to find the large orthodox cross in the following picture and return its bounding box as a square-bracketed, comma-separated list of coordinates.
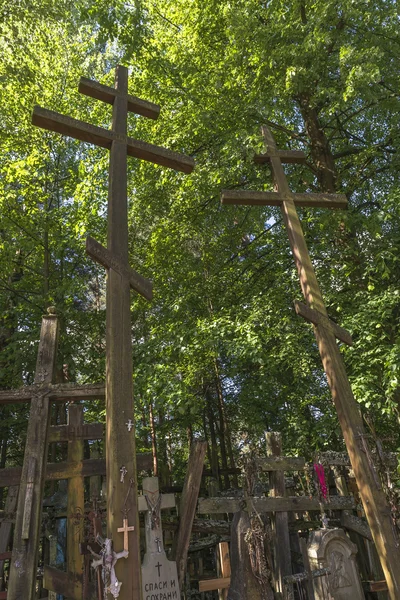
[221, 125, 400, 599]
[32, 66, 194, 600]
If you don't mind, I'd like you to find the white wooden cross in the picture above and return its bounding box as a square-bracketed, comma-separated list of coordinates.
[138, 477, 180, 600]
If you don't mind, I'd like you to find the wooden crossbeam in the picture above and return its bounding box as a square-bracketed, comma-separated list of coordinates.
[79, 77, 160, 119]
[197, 495, 355, 514]
[254, 149, 306, 164]
[86, 236, 153, 300]
[221, 190, 347, 209]
[0, 382, 105, 405]
[294, 301, 353, 346]
[0, 454, 152, 487]
[199, 577, 230, 592]
[43, 565, 84, 600]
[256, 456, 306, 471]
[32, 106, 194, 174]
[48, 422, 104, 442]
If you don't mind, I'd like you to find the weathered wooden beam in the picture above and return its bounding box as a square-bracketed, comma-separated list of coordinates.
[0, 453, 152, 487]
[48, 422, 104, 442]
[198, 577, 230, 592]
[0, 382, 105, 404]
[318, 450, 397, 467]
[294, 300, 353, 346]
[32, 106, 195, 173]
[86, 236, 153, 301]
[8, 314, 58, 600]
[254, 149, 307, 164]
[78, 77, 160, 120]
[66, 405, 85, 587]
[43, 565, 82, 600]
[266, 432, 292, 597]
[256, 455, 306, 472]
[0, 486, 18, 583]
[197, 495, 355, 514]
[221, 190, 347, 209]
[171, 440, 207, 589]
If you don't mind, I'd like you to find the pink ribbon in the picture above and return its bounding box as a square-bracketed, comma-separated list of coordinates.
[314, 463, 328, 500]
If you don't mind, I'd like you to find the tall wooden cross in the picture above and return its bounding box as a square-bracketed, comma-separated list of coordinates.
[32, 65, 194, 600]
[221, 125, 400, 599]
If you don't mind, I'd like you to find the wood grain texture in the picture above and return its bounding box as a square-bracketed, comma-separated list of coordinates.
[86, 236, 153, 300]
[265, 432, 292, 596]
[197, 495, 355, 514]
[8, 314, 58, 600]
[171, 441, 207, 589]
[79, 77, 160, 119]
[32, 106, 194, 173]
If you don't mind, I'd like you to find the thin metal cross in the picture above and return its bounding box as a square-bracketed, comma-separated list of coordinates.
[221, 125, 400, 598]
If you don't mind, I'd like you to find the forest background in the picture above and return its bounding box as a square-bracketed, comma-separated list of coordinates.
[0, 0, 399, 487]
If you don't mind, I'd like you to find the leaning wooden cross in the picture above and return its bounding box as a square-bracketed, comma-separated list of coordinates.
[139, 477, 180, 600]
[221, 125, 400, 598]
[31, 65, 194, 600]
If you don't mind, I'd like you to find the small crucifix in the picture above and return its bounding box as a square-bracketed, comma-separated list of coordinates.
[138, 477, 176, 555]
[117, 517, 135, 552]
[126, 419, 133, 432]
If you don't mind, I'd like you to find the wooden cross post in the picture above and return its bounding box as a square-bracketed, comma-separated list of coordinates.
[7, 310, 59, 600]
[32, 66, 194, 600]
[221, 125, 400, 598]
[138, 477, 180, 600]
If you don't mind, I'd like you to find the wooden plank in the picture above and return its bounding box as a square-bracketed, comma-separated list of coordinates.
[43, 565, 82, 600]
[294, 300, 353, 345]
[0, 382, 105, 404]
[0, 486, 18, 583]
[32, 106, 194, 174]
[86, 236, 153, 300]
[266, 432, 292, 596]
[8, 314, 59, 600]
[197, 495, 355, 514]
[78, 77, 160, 120]
[171, 440, 207, 589]
[48, 422, 104, 442]
[221, 190, 347, 208]
[256, 456, 306, 471]
[66, 405, 85, 588]
[369, 581, 389, 592]
[0, 553, 11, 561]
[0, 453, 152, 486]
[198, 577, 230, 592]
[254, 149, 307, 164]
[319, 450, 397, 467]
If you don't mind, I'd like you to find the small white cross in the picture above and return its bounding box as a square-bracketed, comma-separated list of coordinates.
[126, 419, 133, 432]
[120, 466, 128, 483]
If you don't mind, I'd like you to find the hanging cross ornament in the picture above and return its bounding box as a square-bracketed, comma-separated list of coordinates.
[221, 125, 400, 598]
[120, 466, 128, 483]
[126, 419, 133, 432]
[32, 66, 194, 600]
[117, 518, 135, 553]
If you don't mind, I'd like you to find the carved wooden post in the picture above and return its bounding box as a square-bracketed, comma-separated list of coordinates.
[265, 432, 292, 599]
[171, 440, 207, 590]
[221, 126, 400, 598]
[66, 404, 85, 597]
[8, 310, 59, 600]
